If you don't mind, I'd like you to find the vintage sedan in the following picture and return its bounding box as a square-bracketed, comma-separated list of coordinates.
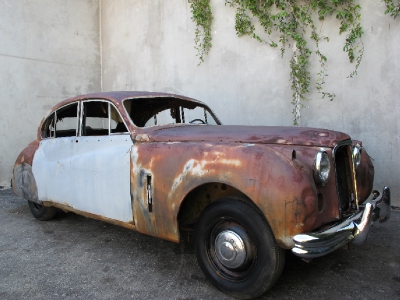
[12, 91, 390, 299]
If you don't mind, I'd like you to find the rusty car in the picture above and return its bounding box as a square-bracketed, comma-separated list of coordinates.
[12, 91, 391, 299]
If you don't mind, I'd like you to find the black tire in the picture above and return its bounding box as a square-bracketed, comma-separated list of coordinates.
[28, 201, 58, 221]
[195, 198, 285, 299]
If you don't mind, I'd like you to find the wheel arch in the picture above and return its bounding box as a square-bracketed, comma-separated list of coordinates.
[177, 182, 255, 230]
[171, 146, 320, 249]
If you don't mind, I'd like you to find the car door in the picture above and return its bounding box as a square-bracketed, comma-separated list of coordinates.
[33, 100, 133, 222]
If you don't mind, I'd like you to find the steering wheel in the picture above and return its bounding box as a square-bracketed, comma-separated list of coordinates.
[189, 119, 206, 124]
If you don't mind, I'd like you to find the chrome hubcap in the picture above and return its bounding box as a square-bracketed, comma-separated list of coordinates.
[215, 230, 246, 269]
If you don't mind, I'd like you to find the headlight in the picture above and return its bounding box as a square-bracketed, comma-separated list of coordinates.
[314, 151, 331, 186]
[352, 145, 362, 168]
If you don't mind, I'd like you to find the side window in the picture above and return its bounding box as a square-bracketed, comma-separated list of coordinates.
[82, 101, 108, 136]
[56, 103, 79, 137]
[41, 112, 55, 138]
[82, 101, 128, 136]
[41, 103, 78, 138]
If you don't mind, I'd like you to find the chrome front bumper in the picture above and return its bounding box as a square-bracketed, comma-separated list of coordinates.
[292, 187, 391, 259]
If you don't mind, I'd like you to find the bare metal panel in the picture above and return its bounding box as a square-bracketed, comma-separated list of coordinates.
[33, 135, 133, 222]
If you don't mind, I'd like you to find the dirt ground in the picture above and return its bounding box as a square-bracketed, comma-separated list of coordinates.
[0, 188, 399, 300]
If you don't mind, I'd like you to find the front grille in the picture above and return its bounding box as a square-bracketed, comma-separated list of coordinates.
[333, 144, 354, 214]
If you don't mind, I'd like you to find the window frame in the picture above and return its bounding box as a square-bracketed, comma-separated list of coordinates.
[41, 100, 130, 140]
[79, 100, 129, 137]
[41, 102, 80, 139]
[121, 97, 222, 128]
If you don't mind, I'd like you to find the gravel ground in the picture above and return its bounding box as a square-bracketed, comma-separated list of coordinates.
[0, 188, 399, 300]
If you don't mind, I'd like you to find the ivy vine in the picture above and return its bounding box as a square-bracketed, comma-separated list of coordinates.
[189, 0, 397, 125]
[383, 0, 400, 18]
[188, 0, 214, 63]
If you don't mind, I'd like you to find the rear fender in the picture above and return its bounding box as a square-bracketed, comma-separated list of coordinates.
[12, 140, 40, 203]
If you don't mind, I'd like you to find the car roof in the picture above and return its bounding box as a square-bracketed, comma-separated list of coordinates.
[50, 91, 203, 112]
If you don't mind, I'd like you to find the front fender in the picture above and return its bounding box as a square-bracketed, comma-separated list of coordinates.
[131, 142, 319, 247]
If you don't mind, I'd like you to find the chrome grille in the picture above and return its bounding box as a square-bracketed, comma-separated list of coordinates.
[333, 143, 354, 214]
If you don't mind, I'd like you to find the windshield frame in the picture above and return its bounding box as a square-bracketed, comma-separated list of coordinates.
[122, 96, 222, 128]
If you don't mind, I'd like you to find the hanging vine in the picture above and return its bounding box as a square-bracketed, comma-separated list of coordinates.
[189, 0, 397, 125]
[383, 0, 400, 18]
[188, 0, 214, 63]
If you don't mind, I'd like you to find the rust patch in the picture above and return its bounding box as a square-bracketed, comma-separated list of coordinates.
[14, 140, 39, 167]
[146, 126, 350, 148]
[129, 141, 337, 248]
[12, 140, 40, 202]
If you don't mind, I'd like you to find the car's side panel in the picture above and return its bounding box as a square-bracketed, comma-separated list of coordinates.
[130, 142, 322, 247]
[33, 135, 133, 222]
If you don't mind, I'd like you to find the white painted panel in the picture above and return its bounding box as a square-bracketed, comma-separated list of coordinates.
[33, 135, 133, 222]
[33, 137, 75, 203]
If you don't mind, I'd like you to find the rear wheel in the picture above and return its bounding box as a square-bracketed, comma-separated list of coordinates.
[28, 201, 57, 221]
[195, 198, 285, 299]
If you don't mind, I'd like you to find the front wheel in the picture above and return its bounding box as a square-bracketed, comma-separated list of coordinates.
[195, 198, 285, 299]
[28, 201, 58, 221]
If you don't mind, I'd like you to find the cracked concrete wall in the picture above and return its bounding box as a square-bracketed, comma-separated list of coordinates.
[100, 0, 399, 205]
[0, 0, 100, 187]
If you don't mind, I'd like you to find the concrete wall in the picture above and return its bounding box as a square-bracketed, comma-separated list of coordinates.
[0, 0, 100, 187]
[101, 0, 293, 126]
[1, 0, 397, 205]
[302, 2, 400, 206]
[101, 0, 399, 205]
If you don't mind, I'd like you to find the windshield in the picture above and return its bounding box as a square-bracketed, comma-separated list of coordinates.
[123, 97, 221, 127]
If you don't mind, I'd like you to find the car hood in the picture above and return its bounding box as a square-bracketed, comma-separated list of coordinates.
[147, 125, 350, 148]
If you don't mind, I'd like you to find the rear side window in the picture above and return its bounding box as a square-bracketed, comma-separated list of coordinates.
[41, 103, 78, 138]
[41, 112, 55, 138]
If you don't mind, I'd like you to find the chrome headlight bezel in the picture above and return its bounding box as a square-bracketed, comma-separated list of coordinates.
[352, 145, 362, 168]
[314, 151, 331, 186]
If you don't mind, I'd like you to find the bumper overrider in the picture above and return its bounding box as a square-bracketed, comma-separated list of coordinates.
[292, 187, 391, 259]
